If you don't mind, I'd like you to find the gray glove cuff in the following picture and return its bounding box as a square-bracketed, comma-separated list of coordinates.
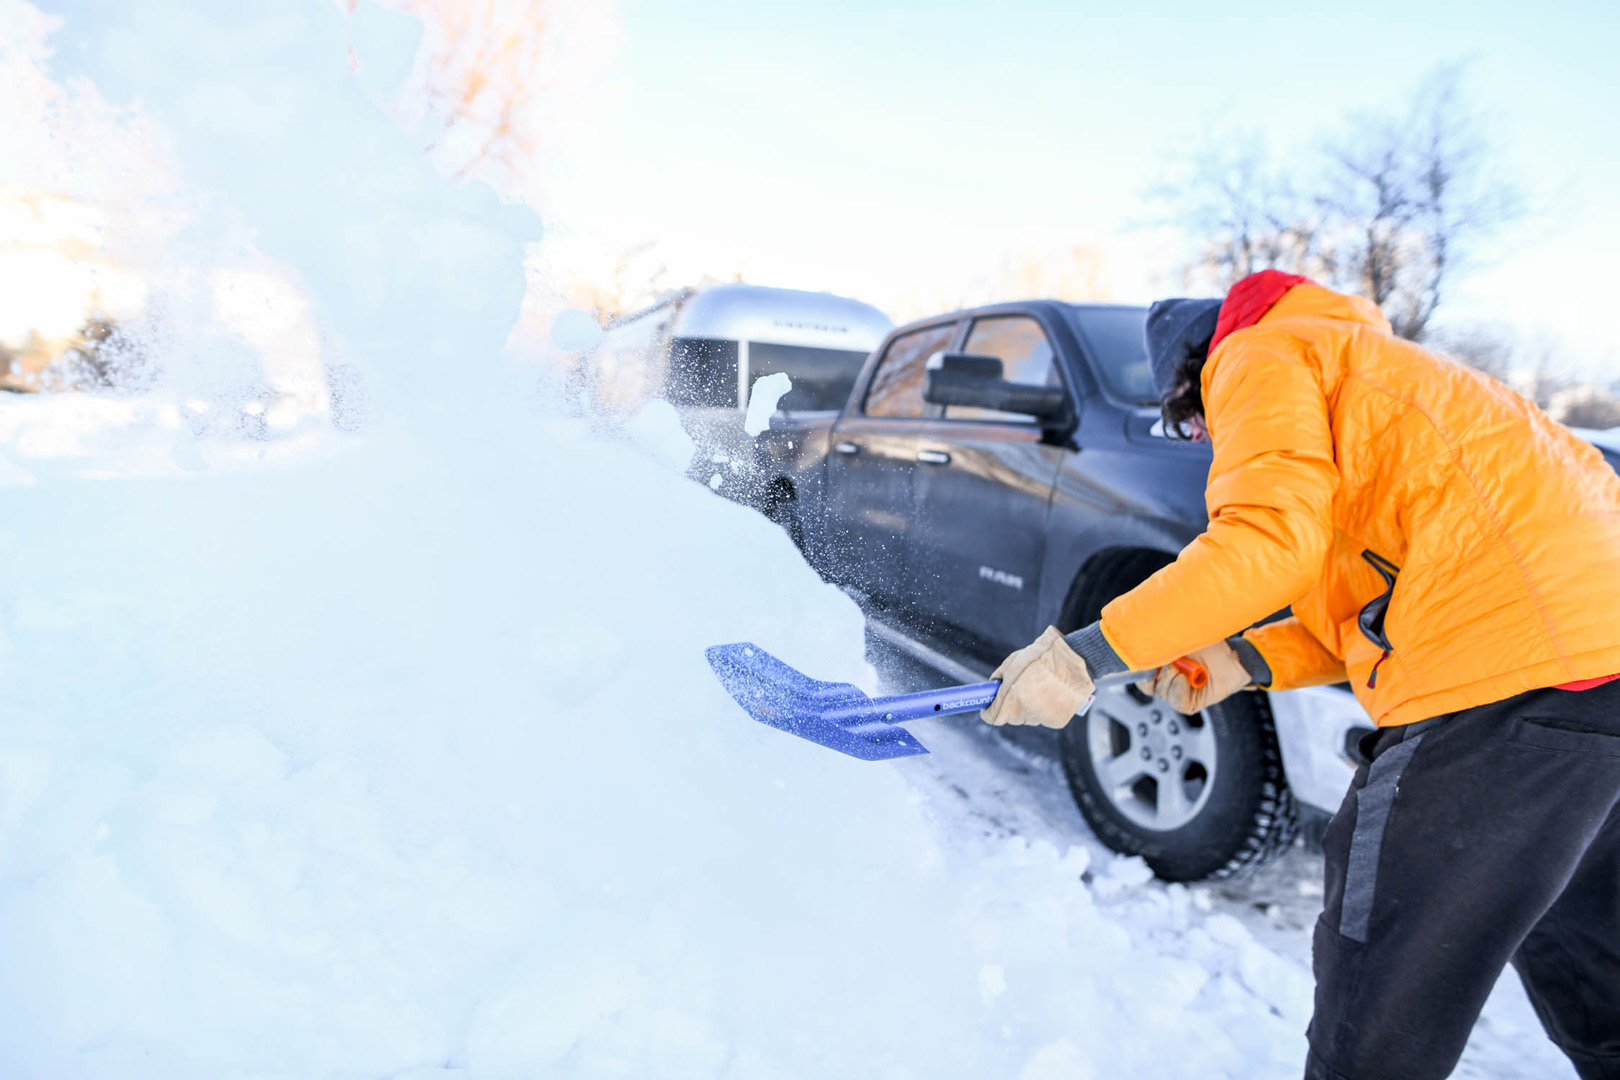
[1229, 635, 1272, 688]
[1062, 622, 1129, 679]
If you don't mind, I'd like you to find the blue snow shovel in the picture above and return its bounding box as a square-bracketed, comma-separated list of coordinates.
[705, 642, 1208, 761]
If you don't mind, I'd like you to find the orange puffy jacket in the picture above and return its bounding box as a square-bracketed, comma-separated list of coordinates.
[1100, 281, 1620, 727]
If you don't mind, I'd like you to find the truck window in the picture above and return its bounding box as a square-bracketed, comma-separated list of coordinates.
[747, 342, 870, 412]
[945, 315, 1058, 423]
[864, 322, 954, 418]
[1066, 306, 1156, 406]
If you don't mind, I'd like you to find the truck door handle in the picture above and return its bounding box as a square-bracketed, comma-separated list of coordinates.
[833, 441, 860, 455]
[916, 450, 951, 465]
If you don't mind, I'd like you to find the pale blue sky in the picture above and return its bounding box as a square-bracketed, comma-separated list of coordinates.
[560, 0, 1619, 373]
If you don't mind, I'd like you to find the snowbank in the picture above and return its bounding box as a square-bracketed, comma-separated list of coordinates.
[0, 1, 1317, 1076]
[0, 394, 1317, 1079]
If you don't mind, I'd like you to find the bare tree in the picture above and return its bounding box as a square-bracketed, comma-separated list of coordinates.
[1152, 133, 1323, 291]
[1318, 68, 1520, 339]
[1551, 385, 1620, 430]
[1316, 130, 1410, 322]
[0, 341, 18, 393]
[1426, 324, 1516, 382]
[1156, 68, 1520, 341]
[357, 0, 616, 202]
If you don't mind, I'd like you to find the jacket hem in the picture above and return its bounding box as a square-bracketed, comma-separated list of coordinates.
[1368, 645, 1620, 726]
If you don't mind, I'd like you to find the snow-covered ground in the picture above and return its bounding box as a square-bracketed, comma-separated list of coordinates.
[0, 386, 1318, 1080]
[867, 641, 1576, 1080]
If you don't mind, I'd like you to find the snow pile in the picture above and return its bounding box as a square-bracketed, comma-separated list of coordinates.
[623, 397, 697, 472]
[0, 1, 1315, 1076]
[0, 403, 1315, 1078]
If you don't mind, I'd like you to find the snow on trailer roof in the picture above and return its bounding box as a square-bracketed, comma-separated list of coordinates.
[669, 283, 893, 351]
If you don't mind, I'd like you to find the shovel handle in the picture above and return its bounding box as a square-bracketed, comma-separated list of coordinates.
[1172, 656, 1210, 690]
[878, 658, 1205, 723]
[1078, 657, 1210, 718]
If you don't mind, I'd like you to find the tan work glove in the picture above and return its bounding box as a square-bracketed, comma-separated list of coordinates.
[982, 626, 1095, 728]
[1138, 639, 1253, 715]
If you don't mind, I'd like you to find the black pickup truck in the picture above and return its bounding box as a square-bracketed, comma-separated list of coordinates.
[746, 300, 1620, 882]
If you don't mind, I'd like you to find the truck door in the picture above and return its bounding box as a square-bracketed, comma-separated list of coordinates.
[906, 314, 1067, 658]
[825, 320, 958, 604]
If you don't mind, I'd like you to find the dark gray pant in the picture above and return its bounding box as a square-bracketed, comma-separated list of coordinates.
[1305, 678, 1620, 1080]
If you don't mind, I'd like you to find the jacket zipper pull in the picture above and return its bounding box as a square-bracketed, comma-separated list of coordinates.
[1367, 649, 1391, 689]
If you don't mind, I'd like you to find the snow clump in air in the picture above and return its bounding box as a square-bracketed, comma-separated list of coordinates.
[743, 370, 793, 435]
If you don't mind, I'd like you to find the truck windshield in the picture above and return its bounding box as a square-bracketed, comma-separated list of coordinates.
[747, 342, 870, 412]
[1067, 307, 1156, 407]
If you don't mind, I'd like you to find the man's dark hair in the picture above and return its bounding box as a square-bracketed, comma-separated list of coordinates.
[1159, 337, 1210, 439]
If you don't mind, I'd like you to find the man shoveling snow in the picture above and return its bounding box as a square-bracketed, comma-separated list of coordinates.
[983, 270, 1620, 1080]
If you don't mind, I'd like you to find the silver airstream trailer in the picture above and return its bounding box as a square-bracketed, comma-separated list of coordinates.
[585, 282, 893, 493]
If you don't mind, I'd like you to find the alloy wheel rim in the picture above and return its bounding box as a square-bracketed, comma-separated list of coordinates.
[1083, 684, 1217, 831]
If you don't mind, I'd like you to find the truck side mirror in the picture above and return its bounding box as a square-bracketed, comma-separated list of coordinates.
[929, 352, 1004, 380]
[923, 354, 1069, 425]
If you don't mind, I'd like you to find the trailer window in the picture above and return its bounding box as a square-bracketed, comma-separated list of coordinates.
[665, 337, 739, 408]
[747, 343, 870, 412]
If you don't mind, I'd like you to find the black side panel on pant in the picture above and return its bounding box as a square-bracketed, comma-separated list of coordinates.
[1307, 679, 1620, 1080]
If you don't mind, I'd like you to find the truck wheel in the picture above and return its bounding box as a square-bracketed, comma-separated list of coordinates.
[1058, 683, 1298, 882]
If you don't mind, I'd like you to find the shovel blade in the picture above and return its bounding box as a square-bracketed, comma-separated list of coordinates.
[705, 642, 930, 761]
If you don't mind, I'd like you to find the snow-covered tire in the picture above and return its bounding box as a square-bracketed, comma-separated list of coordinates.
[1058, 687, 1298, 882]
